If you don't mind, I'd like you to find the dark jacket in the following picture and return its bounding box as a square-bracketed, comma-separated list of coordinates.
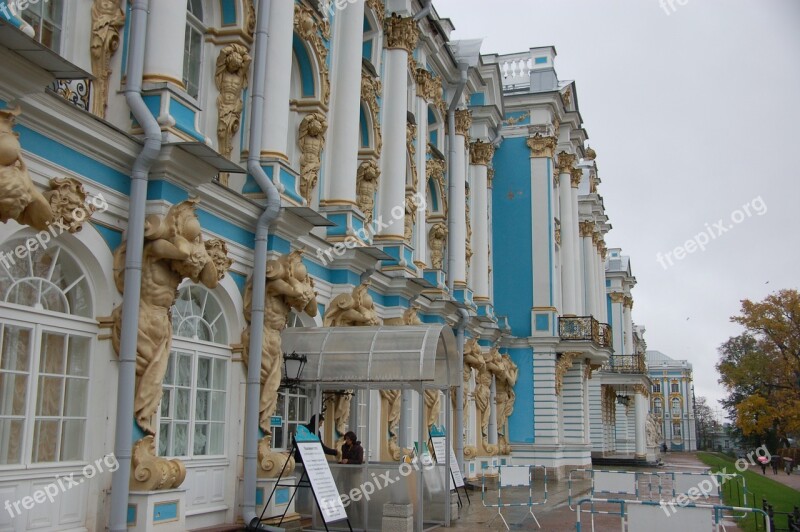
[341, 441, 364, 465]
[293, 415, 338, 464]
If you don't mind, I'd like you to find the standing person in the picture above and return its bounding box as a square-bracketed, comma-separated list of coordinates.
[294, 413, 338, 464]
[340, 431, 364, 465]
[771, 455, 781, 475]
[758, 454, 769, 474]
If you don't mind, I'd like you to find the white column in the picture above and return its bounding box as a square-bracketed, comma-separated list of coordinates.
[623, 298, 634, 354]
[324, 0, 366, 203]
[261, 0, 295, 158]
[581, 222, 597, 317]
[596, 241, 608, 323]
[634, 390, 648, 458]
[143, 1, 187, 86]
[413, 80, 430, 266]
[377, 15, 417, 239]
[469, 141, 493, 300]
[528, 135, 557, 310]
[448, 110, 470, 285]
[557, 152, 577, 314]
[570, 169, 584, 315]
[609, 293, 625, 355]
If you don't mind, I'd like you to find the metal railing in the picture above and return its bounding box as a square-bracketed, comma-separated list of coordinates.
[601, 354, 647, 374]
[559, 316, 613, 349]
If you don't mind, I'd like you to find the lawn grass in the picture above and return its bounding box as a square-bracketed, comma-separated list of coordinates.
[697, 452, 800, 531]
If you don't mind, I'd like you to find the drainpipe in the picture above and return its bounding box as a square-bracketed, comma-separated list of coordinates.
[109, 1, 163, 530]
[243, 0, 283, 529]
[447, 62, 469, 477]
[412, 0, 432, 21]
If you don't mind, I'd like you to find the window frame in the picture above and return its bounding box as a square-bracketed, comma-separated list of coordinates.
[183, 0, 206, 100]
[19, 0, 64, 53]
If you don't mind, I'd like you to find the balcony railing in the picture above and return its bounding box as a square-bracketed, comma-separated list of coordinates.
[601, 354, 647, 374]
[558, 316, 612, 349]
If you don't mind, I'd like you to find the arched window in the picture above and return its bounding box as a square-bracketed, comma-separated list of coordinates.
[158, 284, 229, 458]
[671, 397, 681, 417]
[653, 398, 662, 416]
[0, 239, 94, 465]
[20, 0, 64, 52]
[184, 0, 205, 99]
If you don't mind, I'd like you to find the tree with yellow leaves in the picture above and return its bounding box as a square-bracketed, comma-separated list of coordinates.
[717, 289, 800, 449]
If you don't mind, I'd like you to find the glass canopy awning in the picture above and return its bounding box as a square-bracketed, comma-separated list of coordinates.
[279, 324, 458, 389]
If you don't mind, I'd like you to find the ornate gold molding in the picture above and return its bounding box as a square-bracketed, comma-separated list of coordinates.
[527, 134, 557, 158]
[633, 383, 650, 397]
[294, 3, 331, 105]
[384, 13, 418, 53]
[245, 0, 256, 39]
[90, 0, 125, 118]
[426, 153, 447, 216]
[361, 73, 383, 155]
[503, 111, 531, 126]
[366, 0, 385, 17]
[562, 87, 572, 108]
[623, 296, 634, 309]
[487, 168, 494, 188]
[570, 168, 583, 188]
[215, 44, 251, 185]
[470, 140, 495, 166]
[356, 159, 380, 223]
[579, 221, 594, 238]
[556, 151, 576, 175]
[428, 222, 448, 269]
[555, 353, 580, 396]
[590, 175, 599, 193]
[554, 218, 562, 246]
[298, 112, 328, 204]
[455, 109, 472, 137]
[414, 66, 443, 103]
[609, 292, 626, 304]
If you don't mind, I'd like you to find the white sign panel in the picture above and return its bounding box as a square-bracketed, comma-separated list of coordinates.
[296, 441, 348, 523]
[430, 436, 465, 488]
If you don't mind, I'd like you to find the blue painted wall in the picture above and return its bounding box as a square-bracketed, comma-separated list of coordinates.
[508, 347, 534, 443]
[491, 137, 533, 337]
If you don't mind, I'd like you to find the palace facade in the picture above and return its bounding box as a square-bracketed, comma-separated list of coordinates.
[0, 1, 659, 530]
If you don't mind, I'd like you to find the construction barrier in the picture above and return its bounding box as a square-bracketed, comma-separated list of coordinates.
[480, 464, 546, 530]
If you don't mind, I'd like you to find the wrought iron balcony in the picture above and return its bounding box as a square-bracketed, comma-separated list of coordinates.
[49, 79, 91, 112]
[601, 354, 647, 374]
[558, 316, 613, 349]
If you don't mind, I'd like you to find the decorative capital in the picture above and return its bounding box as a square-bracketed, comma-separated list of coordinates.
[470, 140, 495, 166]
[556, 151, 576, 175]
[526, 133, 557, 158]
[384, 13, 418, 53]
[609, 292, 626, 304]
[592, 231, 601, 246]
[585, 146, 597, 160]
[579, 221, 595, 238]
[570, 168, 583, 188]
[623, 296, 633, 309]
[633, 383, 649, 397]
[454, 109, 472, 136]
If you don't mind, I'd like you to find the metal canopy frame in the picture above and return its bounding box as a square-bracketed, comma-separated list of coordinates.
[280, 324, 457, 531]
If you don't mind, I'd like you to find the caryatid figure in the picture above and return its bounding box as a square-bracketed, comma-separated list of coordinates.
[324, 283, 380, 438]
[242, 250, 319, 434]
[215, 44, 251, 163]
[112, 199, 232, 435]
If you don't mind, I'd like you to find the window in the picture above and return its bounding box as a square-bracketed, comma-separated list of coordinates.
[672, 422, 682, 439]
[157, 285, 229, 458]
[653, 398, 662, 416]
[20, 0, 64, 52]
[184, 0, 205, 99]
[271, 311, 309, 450]
[0, 240, 93, 465]
[652, 382, 661, 394]
[671, 382, 679, 393]
[671, 397, 681, 417]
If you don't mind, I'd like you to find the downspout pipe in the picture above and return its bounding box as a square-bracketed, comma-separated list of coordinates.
[244, 0, 283, 529]
[412, 0, 432, 21]
[446, 62, 468, 476]
[109, 1, 163, 530]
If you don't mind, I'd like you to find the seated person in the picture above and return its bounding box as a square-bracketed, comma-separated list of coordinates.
[340, 431, 364, 465]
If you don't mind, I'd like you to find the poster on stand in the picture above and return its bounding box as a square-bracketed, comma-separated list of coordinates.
[295, 426, 348, 523]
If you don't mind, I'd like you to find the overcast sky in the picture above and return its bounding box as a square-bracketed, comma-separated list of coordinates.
[434, 0, 800, 418]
